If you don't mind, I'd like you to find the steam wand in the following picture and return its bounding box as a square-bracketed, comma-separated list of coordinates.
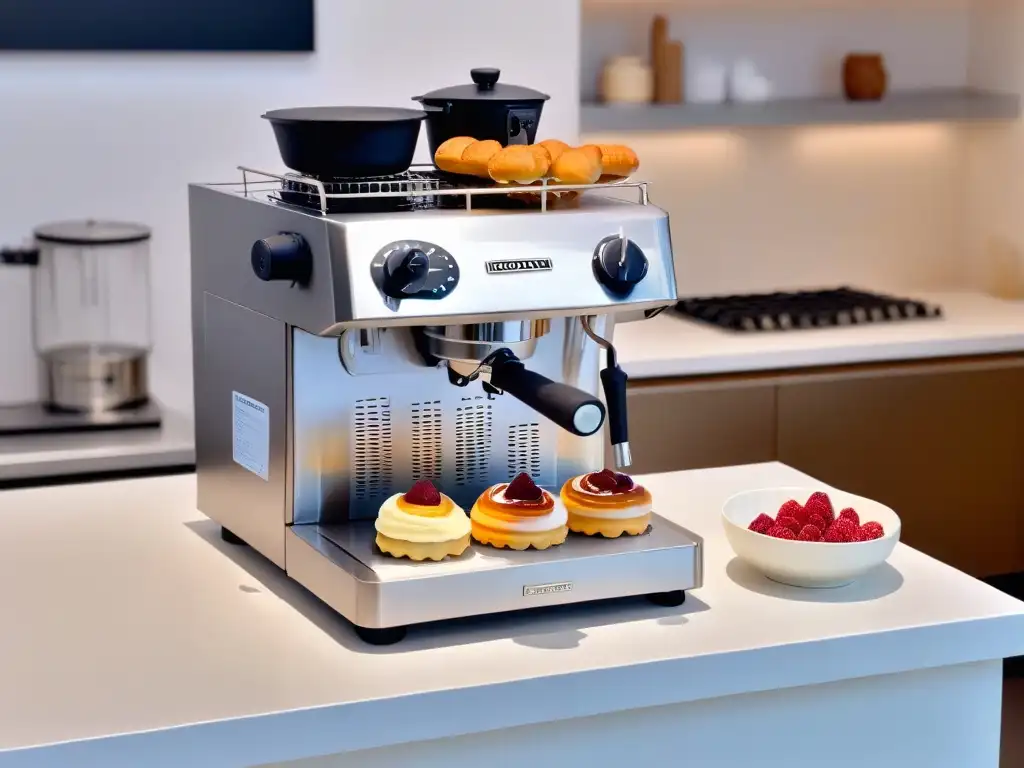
[581, 316, 631, 469]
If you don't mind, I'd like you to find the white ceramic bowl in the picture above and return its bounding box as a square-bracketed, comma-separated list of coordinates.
[722, 486, 901, 588]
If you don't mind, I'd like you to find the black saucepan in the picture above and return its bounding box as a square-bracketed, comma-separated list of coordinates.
[413, 68, 550, 157]
[262, 106, 426, 178]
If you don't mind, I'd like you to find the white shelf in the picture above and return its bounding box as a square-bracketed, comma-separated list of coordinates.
[581, 89, 1020, 132]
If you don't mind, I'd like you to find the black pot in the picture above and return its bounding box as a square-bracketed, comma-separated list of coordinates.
[413, 68, 550, 157]
[262, 106, 426, 179]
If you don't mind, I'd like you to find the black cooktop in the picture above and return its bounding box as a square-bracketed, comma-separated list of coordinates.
[675, 288, 943, 332]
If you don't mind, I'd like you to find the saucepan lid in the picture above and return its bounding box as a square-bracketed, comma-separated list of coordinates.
[34, 220, 151, 246]
[414, 68, 550, 103]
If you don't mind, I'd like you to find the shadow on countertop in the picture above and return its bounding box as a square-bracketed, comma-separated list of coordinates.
[185, 518, 710, 656]
[725, 556, 904, 603]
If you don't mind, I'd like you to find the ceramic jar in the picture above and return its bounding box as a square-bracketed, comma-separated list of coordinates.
[843, 53, 888, 101]
[601, 56, 654, 105]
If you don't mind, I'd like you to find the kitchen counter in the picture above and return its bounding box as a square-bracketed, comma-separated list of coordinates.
[616, 291, 1024, 379]
[0, 407, 194, 483]
[1, 463, 1022, 767]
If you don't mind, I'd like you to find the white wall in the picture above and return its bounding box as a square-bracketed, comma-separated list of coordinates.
[582, 3, 972, 297]
[0, 0, 581, 413]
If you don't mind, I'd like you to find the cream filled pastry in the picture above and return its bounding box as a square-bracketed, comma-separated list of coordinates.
[375, 479, 471, 561]
[470, 473, 568, 550]
[560, 469, 653, 537]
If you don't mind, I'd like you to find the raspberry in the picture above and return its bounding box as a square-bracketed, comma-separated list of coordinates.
[807, 513, 827, 533]
[505, 472, 543, 501]
[403, 479, 441, 506]
[824, 518, 857, 543]
[859, 521, 885, 540]
[838, 508, 860, 526]
[776, 516, 801, 535]
[797, 524, 822, 541]
[748, 513, 775, 535]
[778, 500, 807, 525]
[804, 492, 835, 527]
[768, 525, 797, 540]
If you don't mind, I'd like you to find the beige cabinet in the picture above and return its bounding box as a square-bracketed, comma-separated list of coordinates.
[620, 355, 1024, 578]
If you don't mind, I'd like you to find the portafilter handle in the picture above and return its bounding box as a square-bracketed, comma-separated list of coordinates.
[486, 349, 606, 437]
[581, 316, 632, 469]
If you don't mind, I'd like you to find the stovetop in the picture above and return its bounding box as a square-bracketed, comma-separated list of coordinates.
[675, 288, 943, 332]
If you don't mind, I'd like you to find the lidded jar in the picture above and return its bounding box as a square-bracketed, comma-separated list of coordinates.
[30, 220, 153, 412]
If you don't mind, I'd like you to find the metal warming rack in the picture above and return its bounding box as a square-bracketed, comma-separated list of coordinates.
[235, 165, 651, 215]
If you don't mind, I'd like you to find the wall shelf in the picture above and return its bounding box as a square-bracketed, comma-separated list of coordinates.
[581, 89, 1020, 132]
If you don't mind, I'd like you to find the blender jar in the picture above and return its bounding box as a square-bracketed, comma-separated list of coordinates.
[31, 220, 153, 412]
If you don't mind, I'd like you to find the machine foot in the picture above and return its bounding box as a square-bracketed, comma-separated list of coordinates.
[647, 590, 686, 607]
[221, 527, 246, 546]
[354, 625, 408, 645]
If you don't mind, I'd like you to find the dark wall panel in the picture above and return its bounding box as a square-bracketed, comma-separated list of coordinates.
[0, 0, 314, 52]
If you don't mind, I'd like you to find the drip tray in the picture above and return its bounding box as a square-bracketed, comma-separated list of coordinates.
[287, 516, 703, 629]
[0, 400, 162, 437]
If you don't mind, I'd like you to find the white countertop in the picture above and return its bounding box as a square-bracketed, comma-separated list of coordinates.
[616, 291, 1024, 379]
[0, 407, 194, 482]
[1, 463, 1022, 767]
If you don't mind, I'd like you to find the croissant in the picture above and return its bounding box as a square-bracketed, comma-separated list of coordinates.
[488, 145, 550, 183]
[596, 144, 640, 178]
[551, 145, 603, 185]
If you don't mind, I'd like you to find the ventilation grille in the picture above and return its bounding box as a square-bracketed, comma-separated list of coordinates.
[352, 397, 393, 502]
[507, 423, 542, 479]
[455, 397, 492, 486]
[410, 400, 442, 482]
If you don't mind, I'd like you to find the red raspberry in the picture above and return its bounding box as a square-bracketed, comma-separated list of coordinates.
[804, 492, 835, 528]
[778, 500, 807, 525]
[807, 513, 827, 533]
[858, 521, 885, 540]
[768, 525, 797, 540]
[824, 518, 857, 543]
[403, 479, 441, 506]
[586, 469, 618, 492]
[776, 516, 801, 535]
[838, 508, 860, 526]
[505, 472, 544, 501]
[797, 524, 822, 541]
[748, 514, 775, 535]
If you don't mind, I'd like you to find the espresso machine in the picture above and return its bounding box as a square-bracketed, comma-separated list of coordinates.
[189, 167, 702, 643]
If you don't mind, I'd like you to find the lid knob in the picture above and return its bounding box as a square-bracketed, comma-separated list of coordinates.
[470, 68, 500, 91]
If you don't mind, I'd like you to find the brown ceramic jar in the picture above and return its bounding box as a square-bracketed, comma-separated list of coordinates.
[843, 53, 888, 101]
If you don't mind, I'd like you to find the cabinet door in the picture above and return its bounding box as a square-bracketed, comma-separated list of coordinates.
[608, 381, 777, 474]
[778, 364, 1024, 578]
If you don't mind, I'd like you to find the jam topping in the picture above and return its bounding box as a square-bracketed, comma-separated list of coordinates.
[403, 479, 442, 506]
[504, 472, 544, 502]
[583, 469, 636, 494]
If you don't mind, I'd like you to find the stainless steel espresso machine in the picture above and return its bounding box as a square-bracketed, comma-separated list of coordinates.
[189, 162, 702, 643]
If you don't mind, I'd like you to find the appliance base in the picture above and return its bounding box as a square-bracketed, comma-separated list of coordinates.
[0, 399, 161, 437]
[266, 513, 701, 639]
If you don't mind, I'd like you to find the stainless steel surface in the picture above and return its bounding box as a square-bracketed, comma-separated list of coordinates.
[421, 320, 549, 364]
[189, 163, 699, 633]
[291, 319, 601, 523]
[42, 344, 148, 412]
[286, 514, 700, 628]
[0, 398, 160, 437]
[613, 442, 633, 469]
[188, 180, 676, 332]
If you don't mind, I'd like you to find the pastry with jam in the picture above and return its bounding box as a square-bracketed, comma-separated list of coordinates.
[560, 469, 653, 537]
[374, 479, 471, 561]
[470, 473, 568, 550]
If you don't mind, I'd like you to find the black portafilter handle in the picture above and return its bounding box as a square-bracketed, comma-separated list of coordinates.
[601, 363, 632, 469]
[486, 349, 606, 437]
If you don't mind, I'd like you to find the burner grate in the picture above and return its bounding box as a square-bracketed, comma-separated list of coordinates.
[676, 288, 943, 332]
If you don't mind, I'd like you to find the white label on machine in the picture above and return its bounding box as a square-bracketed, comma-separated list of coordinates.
[232, 391, 270, 481]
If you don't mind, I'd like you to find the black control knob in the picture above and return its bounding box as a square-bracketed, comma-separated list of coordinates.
[251, 233, 312, 284]
[382, 248, 430, 298]
[593, 236, 649, 296]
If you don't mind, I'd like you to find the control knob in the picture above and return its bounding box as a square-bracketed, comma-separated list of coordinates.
[593, 236, 648, 296]
[251, 233, 312, 284]
[381, 247, 431, 298]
